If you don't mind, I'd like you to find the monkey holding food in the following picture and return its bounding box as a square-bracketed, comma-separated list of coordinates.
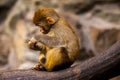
[28, 8, 80, 71]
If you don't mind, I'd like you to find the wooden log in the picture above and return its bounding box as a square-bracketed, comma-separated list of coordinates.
[0, 41, 120, 80]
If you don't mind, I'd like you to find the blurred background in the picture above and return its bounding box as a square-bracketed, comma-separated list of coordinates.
[0, 0, 120, 79]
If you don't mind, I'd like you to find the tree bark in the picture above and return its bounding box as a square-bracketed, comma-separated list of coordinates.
[0, 41, 120, 80]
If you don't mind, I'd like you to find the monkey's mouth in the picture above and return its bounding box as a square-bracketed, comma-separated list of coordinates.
[36, 24, 49, 34]
[39, 26, 48, 34]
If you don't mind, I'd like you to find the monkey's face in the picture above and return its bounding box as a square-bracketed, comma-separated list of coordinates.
[33, 8, 60, 34]
[35, 16, 56, 34]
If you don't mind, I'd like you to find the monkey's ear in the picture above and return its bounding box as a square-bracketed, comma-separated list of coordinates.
[46, 17, 55, 24]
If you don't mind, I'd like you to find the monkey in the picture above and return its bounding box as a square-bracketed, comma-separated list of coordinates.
[28, 8, 80, 71]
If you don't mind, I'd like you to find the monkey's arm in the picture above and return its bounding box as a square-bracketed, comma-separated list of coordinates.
[34, 35, 65, 47]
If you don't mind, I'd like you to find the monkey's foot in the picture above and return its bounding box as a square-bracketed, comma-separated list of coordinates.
[33, 63, 45, 71]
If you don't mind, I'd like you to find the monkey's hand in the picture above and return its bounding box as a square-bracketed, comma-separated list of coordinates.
[28, 37, 43, 50]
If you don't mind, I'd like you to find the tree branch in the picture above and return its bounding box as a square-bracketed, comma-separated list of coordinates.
[0, 41, 120, 80]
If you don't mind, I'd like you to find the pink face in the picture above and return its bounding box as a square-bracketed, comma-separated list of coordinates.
[37, 23, 49, 34]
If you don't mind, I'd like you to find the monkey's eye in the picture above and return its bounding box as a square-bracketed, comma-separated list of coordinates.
[37, 23, 42, 27]
[38, 18, 41, 21]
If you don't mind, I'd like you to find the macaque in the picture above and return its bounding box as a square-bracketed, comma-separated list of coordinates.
[28, 8, 80, 71]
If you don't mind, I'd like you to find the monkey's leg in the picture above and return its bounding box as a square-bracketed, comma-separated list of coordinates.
[45, 47, 72, 71]
[33, 62, 44, 70]
[34, 53, 46, 70]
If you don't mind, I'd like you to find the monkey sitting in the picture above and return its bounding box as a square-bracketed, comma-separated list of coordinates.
[28, 8, 80, 71]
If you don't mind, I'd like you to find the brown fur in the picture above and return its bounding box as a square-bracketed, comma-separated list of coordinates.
[28, 8, 80, 71]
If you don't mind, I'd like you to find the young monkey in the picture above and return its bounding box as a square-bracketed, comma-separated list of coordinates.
[28, 8, 80, 71]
